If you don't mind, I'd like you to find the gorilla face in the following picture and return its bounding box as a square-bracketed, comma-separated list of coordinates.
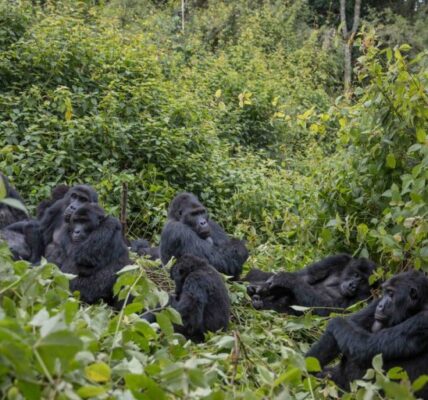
[69, 203, 105, 243]
[168, 192, 211, 240]
[182, 207, 211, 239]
[63, 185, 98, 222]
[339, 259, 374, 298]
[371, 271, 428, 332]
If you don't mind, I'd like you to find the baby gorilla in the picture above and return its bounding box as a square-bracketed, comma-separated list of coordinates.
[169, 254, 230, 342]
[248, 255, 375, 316]
[61, 203, 130, 307]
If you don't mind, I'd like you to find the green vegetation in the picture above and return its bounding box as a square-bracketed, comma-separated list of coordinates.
[0, 0, 427, 398]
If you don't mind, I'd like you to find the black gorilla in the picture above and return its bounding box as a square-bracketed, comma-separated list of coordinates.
[169, 254, 230, 342]
[160, 193, 248, 278]
[0, 173, 27, 229]
[36, 184, 70, 220]
[130, 238, 160, 260]
[61, 203, 131, 306]
[42, 184, 98, 267]
[0, 220, 43, 263]
[307, 271, 428, 398]
[247, 254, 375, 316]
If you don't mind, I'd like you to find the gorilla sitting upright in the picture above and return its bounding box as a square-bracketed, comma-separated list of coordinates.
[42, 184, 98, 267]
[246, 254, 375, 316]
[160, 193, 248, 278]
[169, 254, 230, 342]
[61, 203, 131, 306]
[307, 270, 428, 398]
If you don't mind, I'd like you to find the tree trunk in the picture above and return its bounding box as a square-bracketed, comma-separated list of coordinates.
[340, 0, 362, 98]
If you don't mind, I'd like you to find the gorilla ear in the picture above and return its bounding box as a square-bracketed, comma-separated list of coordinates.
[410, 287, 419, 301]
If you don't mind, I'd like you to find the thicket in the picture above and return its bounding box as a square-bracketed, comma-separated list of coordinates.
[0, 0, 427, 399]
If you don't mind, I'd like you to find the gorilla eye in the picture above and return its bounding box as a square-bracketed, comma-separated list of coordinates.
[353, 273, 360, 278]
[71, 193, 77, 200]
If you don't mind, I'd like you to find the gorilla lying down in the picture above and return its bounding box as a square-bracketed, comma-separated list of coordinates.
[246, 254, 375, 316]
[307, 270, 428, 399]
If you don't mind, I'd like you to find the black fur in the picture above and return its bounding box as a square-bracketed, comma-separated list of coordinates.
[36, 184, 70, 220]
[307, 271, 428, 398]
[0, 220, 44, 263]
[42, 184, 98, 267]
[247, 254, 375, 315]
[61, 203, 131, 306]
[0, 173, 27, 229]
[169, 254, 230, 342]
[160, 193, 248, 278]
[130, 238, 160, 260]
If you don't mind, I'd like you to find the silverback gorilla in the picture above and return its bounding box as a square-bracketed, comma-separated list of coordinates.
[61, 203, 130, 306]
[307, 271, 428, 399]
[246, 254, 375, 316]
[169, 254, 230, 342]
[42, 184, 98, 267]
[160, 193, 248, 278]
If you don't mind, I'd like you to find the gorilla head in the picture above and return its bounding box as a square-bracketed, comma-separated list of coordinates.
[168, 193, 211, 240]
[69, 203, 105, 243]
[371, 270, 428, 332]
[339, 258, 375, 298]
[63, 185, 98, 222]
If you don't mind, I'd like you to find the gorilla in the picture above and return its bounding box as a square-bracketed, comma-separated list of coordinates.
[61, 203, 131, 306]
[247, 254, 375, 316]
[36, 184, 70, 220]
[169, 254, 230, 342]
[42, 184, 98, 267]
[0, 220, 43, 263]
[0, 173, 27, 229]
[307, 271, 428, 399]
[160, 193, 248, 278]
[130, 238, 160, 260]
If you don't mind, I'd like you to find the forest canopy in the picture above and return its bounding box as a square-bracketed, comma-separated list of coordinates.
[0, 0, 427, 399]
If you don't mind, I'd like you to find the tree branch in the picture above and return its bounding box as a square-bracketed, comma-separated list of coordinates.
[340, 0, 348, 39]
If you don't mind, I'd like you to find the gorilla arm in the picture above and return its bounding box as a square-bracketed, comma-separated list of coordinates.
[72, 217, 127, 270]
[327, 309, 428, 363]
[161, 221, 246, 277]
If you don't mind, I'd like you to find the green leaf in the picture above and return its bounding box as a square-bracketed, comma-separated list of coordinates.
[412, 375, 428, 392]
[416, 127, 426, 143]
[386, 153, 396, 169]
[305, 357, 321, 372]
[0, 176, 6, 199]
[36, 330, 82, 372]
[0, 198, 28, 215]
[156, 310, 174, 337]
[85, 362, 111, 383]
[76, 385, 107, 398]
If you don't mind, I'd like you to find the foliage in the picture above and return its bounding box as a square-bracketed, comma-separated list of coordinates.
[0, 0, 427, 398]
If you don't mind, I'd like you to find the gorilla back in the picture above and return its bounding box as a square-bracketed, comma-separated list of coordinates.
[169, 254, 231, 342]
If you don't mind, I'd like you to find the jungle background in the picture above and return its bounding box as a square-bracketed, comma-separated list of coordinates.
[0, 0, 427, 399]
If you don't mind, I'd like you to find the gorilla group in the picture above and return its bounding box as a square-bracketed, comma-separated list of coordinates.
[246, 254, 375, 316]
[1, 175, 427, 395]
